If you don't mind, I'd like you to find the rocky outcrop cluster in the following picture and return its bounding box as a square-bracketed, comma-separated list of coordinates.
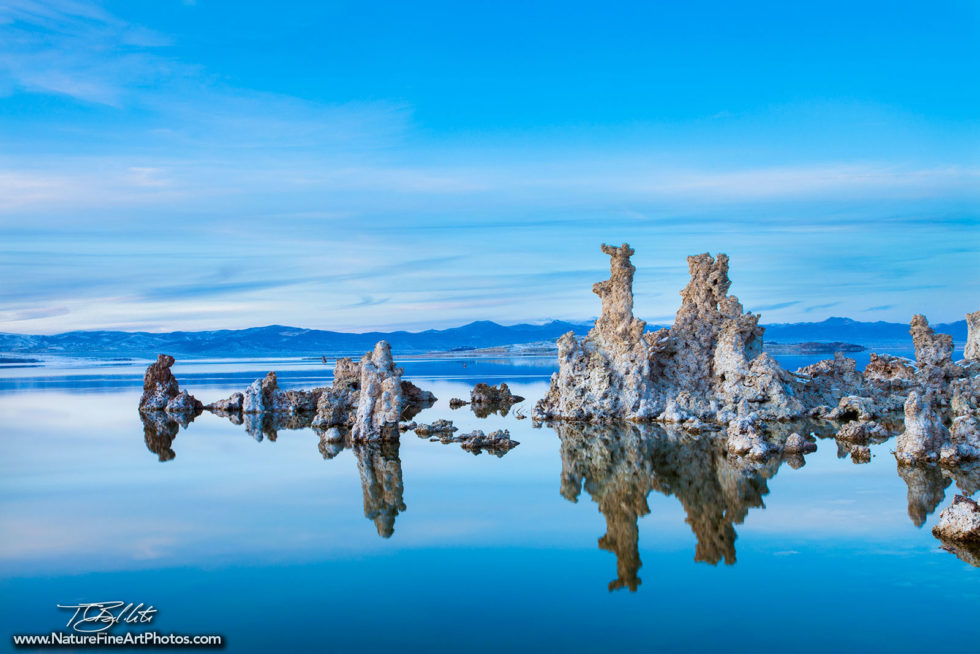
[534, 243, 979, 466]
[534, 245, 806, 425]
[145, 341, 436, 442]
[415, 421, 519, 456]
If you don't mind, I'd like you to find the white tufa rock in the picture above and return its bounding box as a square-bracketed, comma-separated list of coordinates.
[351, 341, 404, 441]
[534, 244, 804, 425]
[896, 391, 950, 464]
[726, 405, 779, 461]
[932, 495, 980, 544]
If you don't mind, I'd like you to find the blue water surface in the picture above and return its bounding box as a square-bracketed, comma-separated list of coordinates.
[0, 354, 976, 652]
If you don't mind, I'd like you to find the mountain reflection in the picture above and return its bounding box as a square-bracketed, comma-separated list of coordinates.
[555, 421, 799, 591]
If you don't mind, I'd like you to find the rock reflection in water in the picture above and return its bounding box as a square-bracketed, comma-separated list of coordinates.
[315, 428, 407, 537]
[242, 412, 315, 442]
[353, 440, 406, 538]
[555, 421, 797, 591]
[897, 463, 952, 527]
[894, 459, 980, 528]
[140, 410, 407, 538]
[894, 459, 980, 527]
[141, 412, 180, 462]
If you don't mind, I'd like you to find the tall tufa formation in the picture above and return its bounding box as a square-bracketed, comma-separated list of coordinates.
[910, 314, 963, 389]
[352, 341, 405, 441]
[592, 244, 648, 347]
[534, 243, 979, 469]
[534, 243, 802, 424]
[535, 244, 663, 421]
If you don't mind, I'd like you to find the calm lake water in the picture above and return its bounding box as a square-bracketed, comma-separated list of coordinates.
[1, 353, 977, 652]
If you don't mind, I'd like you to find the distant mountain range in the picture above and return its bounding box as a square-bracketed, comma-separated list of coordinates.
[0, 317, 967, 359]
[762, 316, 966, 348]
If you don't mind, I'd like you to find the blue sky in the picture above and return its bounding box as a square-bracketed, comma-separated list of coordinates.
[0, 0, 977, 333]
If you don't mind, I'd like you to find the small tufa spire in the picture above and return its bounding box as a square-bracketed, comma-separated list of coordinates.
[592, 243, 646, 346]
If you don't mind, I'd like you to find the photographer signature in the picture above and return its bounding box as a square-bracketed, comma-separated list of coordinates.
[57, 601, 157, 633]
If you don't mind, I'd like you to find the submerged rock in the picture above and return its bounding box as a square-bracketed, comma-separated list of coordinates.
[420, 426, 520, 455]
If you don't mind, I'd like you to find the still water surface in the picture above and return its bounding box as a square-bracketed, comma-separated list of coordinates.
[0, 354, 977, 652]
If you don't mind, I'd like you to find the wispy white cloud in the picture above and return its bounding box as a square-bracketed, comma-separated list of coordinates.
[0, 1, 976, 334]
[0, 0, 175, 105]
[1, 158, 976, 215]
